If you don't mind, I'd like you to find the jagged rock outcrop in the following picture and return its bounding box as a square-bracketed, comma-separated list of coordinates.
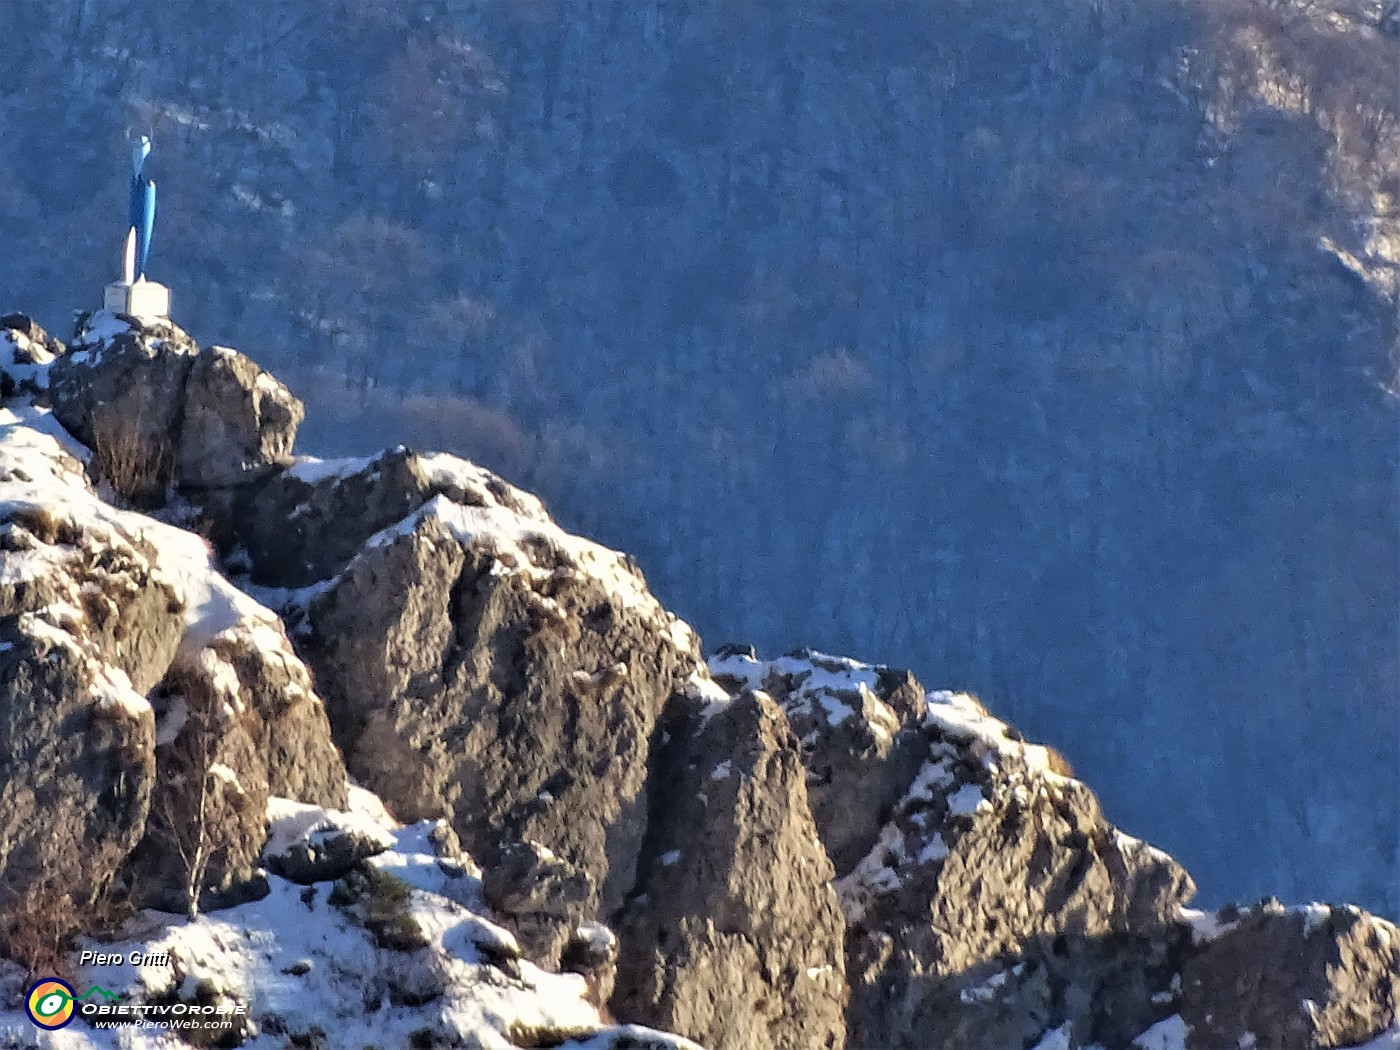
[837, 688, 1194, 1043]
[0, 619, 158, 931]
[127, 604, 349, 912]
[709, 645, 927, 875]
[612, 686, 849, 1050]
[2, 313, 1397, 1050]
[707, 651, 1198, 1049]
[176, 345, 303, 488]
[700, 650, 1400, 1050]
[212, 446, 536, 587]
[0, 415, 181, 932]
[49, 313, 300, 502]
[0, 319, 345, 924]
[0, 506, 185, 699]
[238, 454, 700, 940]
[1180, 902, 1400, 1049]
[48, 315, 199, 503]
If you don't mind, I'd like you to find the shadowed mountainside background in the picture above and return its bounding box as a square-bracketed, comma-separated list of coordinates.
[1, 0, 1396, 914]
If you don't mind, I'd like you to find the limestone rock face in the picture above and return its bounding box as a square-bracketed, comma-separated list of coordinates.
[1179, 903, 1400, 1049]
[176, 345, 303, 488]
[483, 840, 596, 967]
[612, 688, 849, 1050]
[0, 618, 157, 930]
[706, 651, 1198, 1050]
[709, 646, 927, 876]
[131, 651, 272, 913]
[280, 454, 699, 931]
[227, 622, 349, 807]
[878, 928, 1190, 1050]
[840, 692, 1195, 1049]
[128, 610, 349, 912]
[49, 316, 198, 504]
[0, 510, 184, 698]
[0, 377, 343, 923]
[222, 446, 546, 587]
[0, 425, 180, 932]
[48, 314, 302, 503]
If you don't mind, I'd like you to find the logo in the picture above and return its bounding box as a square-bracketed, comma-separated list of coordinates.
[25, 978, 76, 1030]
[22, 977, 245, 1032]
[24, 979, 120, 1030]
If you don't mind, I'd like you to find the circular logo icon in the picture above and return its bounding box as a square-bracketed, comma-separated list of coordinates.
[25, 978, 76, 1029]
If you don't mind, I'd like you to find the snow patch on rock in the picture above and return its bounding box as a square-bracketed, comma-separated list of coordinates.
[1131, 1014, 1189, 1050]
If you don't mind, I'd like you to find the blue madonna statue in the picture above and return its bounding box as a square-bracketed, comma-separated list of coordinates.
[105, 132, 170, 318]
[127, 134, 156, 283]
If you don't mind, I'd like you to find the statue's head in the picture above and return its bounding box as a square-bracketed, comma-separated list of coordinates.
[130, 135, 152, 177]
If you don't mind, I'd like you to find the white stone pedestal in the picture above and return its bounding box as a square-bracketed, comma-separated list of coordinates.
[104, 280, 170, 319]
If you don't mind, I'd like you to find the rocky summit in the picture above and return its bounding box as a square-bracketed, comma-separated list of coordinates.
[0, 312, 1394, 1049]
